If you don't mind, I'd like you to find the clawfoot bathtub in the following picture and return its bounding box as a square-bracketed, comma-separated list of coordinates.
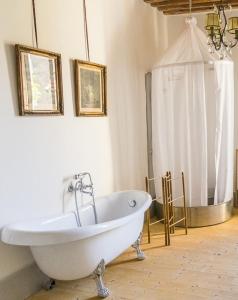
[1, 190, 151, 298]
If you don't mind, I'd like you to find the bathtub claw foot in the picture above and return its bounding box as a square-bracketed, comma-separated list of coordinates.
[42, 278, 56, 291]
[98, 287, 110, 298]
[132, 232, 145, 260]
[93, 259, 109, 298]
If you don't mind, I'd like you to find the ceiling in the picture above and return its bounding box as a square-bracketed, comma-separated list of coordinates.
[144, 0, 238, 15]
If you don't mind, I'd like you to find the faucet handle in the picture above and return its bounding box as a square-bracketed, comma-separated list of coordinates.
[68, 182, 74, 192]
[74, 172, 89, 180]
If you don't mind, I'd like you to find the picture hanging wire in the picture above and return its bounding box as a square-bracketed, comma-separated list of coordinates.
[32, 0, 38, 48]
[83, 0, 90, 61]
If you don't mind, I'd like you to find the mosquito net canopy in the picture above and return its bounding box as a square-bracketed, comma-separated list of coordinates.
[152, 17, 234, 207]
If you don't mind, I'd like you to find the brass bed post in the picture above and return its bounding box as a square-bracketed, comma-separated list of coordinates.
[182, 172, 188, 235]
[145, 176, 151, 243]
[162, 176, 169, 246]
[144, 175, 168, 245]
[168, 171, 175, 234]
[163, 171, 188, 245]
[164, 175, 171, 246]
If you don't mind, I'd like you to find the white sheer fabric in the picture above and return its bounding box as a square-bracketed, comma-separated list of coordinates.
[152, 18, 234, 207]
[214, 62, 234, 204]
[158, 18, 217, 66]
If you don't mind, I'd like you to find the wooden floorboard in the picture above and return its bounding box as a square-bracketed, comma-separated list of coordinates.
[28, 209, 238, 299]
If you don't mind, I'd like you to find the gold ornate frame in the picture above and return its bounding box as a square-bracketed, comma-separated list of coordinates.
[16, 44, 64, 116]
[74, 60, 107, 117]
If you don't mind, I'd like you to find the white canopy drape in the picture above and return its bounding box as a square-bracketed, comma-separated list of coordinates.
[151, 18, 234, 207]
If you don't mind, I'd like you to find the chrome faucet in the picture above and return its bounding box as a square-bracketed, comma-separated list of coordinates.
[68, 172, 98, 226]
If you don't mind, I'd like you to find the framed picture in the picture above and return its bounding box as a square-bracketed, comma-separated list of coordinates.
[74, 60, 107, 116]
[16, 44, 64, 115]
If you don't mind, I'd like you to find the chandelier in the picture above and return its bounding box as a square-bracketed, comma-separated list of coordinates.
[205, 3, 238, 58]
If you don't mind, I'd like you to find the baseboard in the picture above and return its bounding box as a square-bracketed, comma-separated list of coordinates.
[233, 191, 238, 207]
[0, 263, 48, 300]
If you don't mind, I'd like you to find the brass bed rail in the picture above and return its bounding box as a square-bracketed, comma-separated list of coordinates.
[145, 176, 167, 245]
[163, 171, 188, 246]
[145, 171, 188, 246]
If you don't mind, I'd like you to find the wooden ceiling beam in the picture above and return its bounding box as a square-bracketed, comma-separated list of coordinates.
[163, 4, 238, 14]
[153, 1, 233, 8]
[144, 0, 167, 3]
[162, 4, 216, 11]
[154, 2, 238, 9]
[145, 0, 233, 4]
[164, 7, 214, 14]
[144, 0, 238, 14]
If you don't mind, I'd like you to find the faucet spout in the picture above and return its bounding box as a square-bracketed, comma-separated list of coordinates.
[68, 172, 98, 226]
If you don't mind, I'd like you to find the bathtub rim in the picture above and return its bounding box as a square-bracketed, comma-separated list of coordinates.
[1, 190, 152, 247]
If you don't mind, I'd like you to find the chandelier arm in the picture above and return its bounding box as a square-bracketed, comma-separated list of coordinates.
[211, 33, 221, 50]
[221, 33, 230, 48]
[220, 6, 238, 49]
[230, 39, 238, 48]
[221, 6, 227, 37]
[205, 4, 238, 55]
[215, 6, 231, 50]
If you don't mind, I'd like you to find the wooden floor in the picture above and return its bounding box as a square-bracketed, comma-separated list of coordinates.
[28, 210, 238, 300]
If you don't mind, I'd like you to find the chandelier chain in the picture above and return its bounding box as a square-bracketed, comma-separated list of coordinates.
[189, 0, 192, 16]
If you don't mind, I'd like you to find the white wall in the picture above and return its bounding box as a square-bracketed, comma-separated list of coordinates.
[0, 0, 159, 280]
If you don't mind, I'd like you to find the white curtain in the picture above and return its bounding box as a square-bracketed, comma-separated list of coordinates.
[214, 61, 234, 204]
[151, 61, 234, 207]
[151, 17, 234, 207]
[152, 63, 207, 207]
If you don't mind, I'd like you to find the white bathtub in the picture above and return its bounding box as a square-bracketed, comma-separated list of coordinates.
[2, 190, 151, 290]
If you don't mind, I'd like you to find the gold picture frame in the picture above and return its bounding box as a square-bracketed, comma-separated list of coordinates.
[16, 44, 64, 115]
[74, 60, 107, 116]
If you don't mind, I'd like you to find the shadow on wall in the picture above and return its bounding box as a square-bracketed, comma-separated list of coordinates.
[0, 240, 33, 281]
[4, 43, 18, 116]
[102, 1, 159, 191]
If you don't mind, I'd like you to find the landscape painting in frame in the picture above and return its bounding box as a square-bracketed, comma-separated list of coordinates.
[74, 60, 107, 116]
[16, 44, 64, 115]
